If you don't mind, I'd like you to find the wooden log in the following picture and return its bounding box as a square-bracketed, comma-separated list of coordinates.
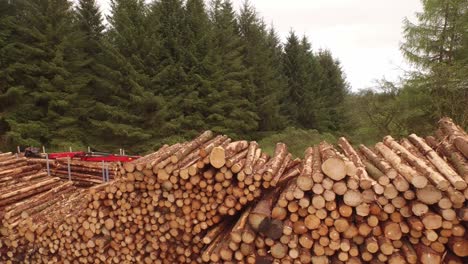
[225, 141, 249, 159]
[439, 117, 468, 158]
[200, 135, 229, 158]
[447, 236, 468, 257]
[263, 143, 288, 182]
[426, 136, 468, 182]
[359, 144, 398, 179]
[338, 137, 374, 189]
[414, 243, 442, 263]
[362, 160, 390, 185]
[296, 147, 314, 191]
[383, 222, 402, 241]
[270, 153, 292, 187]
[384, 136, 449, 191]
[209, 146, 226, 169]
[243, 142, 258, 175]
[443, 251, 464, 264]
[409, 134, 466, 190]
[248, 190, 277, 232]
[171, 130, 213, 164]
[320, 142, 346, 181]
[226, 149, 248, 168]
[416, 185, 443, 205]
[375, 142, 428, 188]
[343, 189, 362, 207]
[0, 176, 61, 207]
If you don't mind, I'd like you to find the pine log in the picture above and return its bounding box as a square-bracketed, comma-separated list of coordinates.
[339, 137, 374, 189]
[171, 130, 213, 163]
[0, 176, 61, 207]
[359, 144, 398, 179]
[297, 147, 314, 191]
[384, 136, 449, 190]
[447, 236, 468, 257]
[225, 141, 249, 159]
[320, 142, 346, 181]
[409, 134, 466, 190]
[209, 146, 226, 169]
[414, 244, 442, 264]
[263, 143, 288, 182]
[243, 142, 258, 175]
[439, 117, 468, 158]
[375, 142, 428, 188]
[270, 153, 292, 187]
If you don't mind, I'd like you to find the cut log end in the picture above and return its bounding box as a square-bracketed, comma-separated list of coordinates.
[296, 176, 314, 191]
[209, 147, 226, 169]
[321, 157, 346, 181]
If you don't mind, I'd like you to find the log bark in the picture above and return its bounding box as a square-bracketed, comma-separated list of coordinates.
[263, 143, 288, 182]
[243, 142, 258, 175]
[171, 130, 214, 163]
[375, 142, 428, 188]
[296, 147, 314, 191]
[384, 135, 449, 191]
[409, 134, 466, 190]
[338, 137, 374, 189]
[439, 117, 468, 158]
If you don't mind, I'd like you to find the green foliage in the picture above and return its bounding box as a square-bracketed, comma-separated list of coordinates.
[401, 0, 467, 127]
[345, 0, 467, 145]
[345, 79, 435, 145]
[238, 1, 286, 131]
[0, 0, 352, 152]
[258, 127, 336, 158]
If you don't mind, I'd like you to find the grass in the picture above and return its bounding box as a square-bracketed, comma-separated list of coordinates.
[257, 127, 336, 158]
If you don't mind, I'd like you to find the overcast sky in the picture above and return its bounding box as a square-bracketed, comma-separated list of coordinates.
[95, 0, 422, 91]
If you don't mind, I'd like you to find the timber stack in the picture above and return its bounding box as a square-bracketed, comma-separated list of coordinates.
[0, 152, 80, 260]
[29, 157, 119, 187]
[51, 158, 118, 187]
[0, 117, 467, 263]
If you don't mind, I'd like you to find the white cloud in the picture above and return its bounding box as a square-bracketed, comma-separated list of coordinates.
[95, 0, 422, 91]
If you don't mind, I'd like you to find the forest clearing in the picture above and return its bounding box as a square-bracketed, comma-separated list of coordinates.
[0, 117, 467, 263]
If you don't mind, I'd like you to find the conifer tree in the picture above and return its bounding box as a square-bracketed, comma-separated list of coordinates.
[205, 0, 258, 136]
[166, 0, 212, 134]
[0, 0, 79, 148]
[281, 32, 313, 127]
[401, 0, 467, 127]
[238, 1, 286, 131]
[316, 49, 348, 132]
[88, 0, 168, 151]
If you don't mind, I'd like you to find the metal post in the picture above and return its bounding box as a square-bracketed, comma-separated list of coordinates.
[69, 146, 72, 152]
[88, 146, 91, 153]
[46, 154, 50, 176]
[123, 149, 125, 156]
[67, 157, 71, 181]
[17, 146, 20, 154]
[102, 161, 105, 182]
[106, 164, 109, 182]
[42, 146, 45, 153]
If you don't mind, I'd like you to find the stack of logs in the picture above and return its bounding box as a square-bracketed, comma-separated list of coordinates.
[29, 158, 119, 187]
[0, 153, 80, 260]
[0, 117, 467, 263]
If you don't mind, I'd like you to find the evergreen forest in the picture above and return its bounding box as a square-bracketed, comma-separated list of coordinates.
[0, 0, 466, 155]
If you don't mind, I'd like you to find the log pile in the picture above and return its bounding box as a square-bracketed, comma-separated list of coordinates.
[0, 153, 81, 261]
[50, 158, 119, 187]
[28, 157, 120, 187]
[0, 117, 467, 263]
